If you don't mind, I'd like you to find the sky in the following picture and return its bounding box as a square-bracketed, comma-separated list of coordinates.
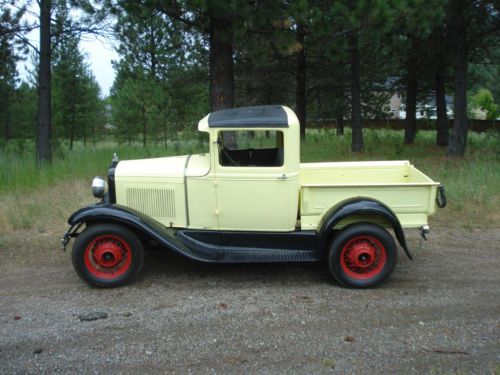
[79, 37, 118, 96]
[17, 5, 119, 97]
[18, 31, 118, 97]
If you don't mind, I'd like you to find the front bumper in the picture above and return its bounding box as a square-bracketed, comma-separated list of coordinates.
[61, 222, 83, 251]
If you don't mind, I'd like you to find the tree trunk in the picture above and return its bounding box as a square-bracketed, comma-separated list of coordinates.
[209, 14, 234, 111]
[70, 78, 75, 150]
[296, 23, 307, 140]
[92, 114, 96, 146]
[149, 14, 157, 80]
[404, 70, 418, 145]
[163, 110, 167, 149]
[336, 114, 344, 136]
[208, 12, 235, 148]
[3, 119, 10, 142]
[349, 30, 363, 152]
[435, 61, 449, 146]
[2, 95, 11, 141]
[70, 109, 75, 150]
[36, 0, 52, 165]
[448, 0, 468, 156]
[142, 106, 146, 147]
[83, 123, 86, 147]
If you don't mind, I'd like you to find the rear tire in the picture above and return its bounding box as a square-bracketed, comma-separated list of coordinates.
[72, 223, 144, 287]
[328, 223, 397, 288]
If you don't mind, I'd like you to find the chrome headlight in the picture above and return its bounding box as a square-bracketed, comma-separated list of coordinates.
[92, 176, 108, 198]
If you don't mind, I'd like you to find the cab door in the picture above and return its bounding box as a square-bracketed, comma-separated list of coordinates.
[214, 129, 298, 232]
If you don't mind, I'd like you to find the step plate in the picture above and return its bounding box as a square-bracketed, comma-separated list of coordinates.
[220, 250, 317, 263]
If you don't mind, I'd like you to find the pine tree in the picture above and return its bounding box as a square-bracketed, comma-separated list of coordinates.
[0, 4, 25, 143]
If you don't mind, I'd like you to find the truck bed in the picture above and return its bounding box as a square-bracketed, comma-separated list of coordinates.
[299, 161, 440, 230]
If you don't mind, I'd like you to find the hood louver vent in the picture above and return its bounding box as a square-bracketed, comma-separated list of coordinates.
[126, 187, 176, 219]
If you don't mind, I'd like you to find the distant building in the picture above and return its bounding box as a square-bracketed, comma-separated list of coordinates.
[397, 95, 453, 119]
[388, 90, 403, 119]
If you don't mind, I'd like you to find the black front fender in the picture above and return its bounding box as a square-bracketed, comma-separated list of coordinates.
[62, 204, 204, 261]
[317, 198, 413, 260]
[67, 203, 157, 228]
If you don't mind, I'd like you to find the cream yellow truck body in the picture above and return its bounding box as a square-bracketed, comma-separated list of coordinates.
[65, 105, 445, 288]
[114, 106, 439, 233]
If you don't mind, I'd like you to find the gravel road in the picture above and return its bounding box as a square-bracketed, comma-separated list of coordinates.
[0, 227, 499, 374]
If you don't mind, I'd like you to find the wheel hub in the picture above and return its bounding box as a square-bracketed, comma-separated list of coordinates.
[93, 241, 123, 268]
[346, 241, 377, 269]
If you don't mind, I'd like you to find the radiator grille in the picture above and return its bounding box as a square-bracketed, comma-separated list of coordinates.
[126, 187, 176, 218]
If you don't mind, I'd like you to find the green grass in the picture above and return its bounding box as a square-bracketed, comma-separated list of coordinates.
[301, 127, 500, 162]
[0, 137, 208, 193]
[1, 128, 499, 227]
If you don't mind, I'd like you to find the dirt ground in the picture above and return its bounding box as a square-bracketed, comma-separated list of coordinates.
[0, 225, 499, 374]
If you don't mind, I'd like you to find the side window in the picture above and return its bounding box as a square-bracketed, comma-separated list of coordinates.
[218, 130, 284, 167]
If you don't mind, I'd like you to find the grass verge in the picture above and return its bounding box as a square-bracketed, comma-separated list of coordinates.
[0, 128, 498, 233]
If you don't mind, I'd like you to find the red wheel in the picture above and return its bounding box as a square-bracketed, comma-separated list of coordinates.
[328, 223, 397, 288]
[340, 235, 387, 280]
[83, 235, 133, 279]
[72, 224, 144, 287]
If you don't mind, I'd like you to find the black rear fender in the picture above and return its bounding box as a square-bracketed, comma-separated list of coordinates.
[317, 198, 413, 260]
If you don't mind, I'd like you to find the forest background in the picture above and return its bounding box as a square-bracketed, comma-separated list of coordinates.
[0, 0, 498, 172]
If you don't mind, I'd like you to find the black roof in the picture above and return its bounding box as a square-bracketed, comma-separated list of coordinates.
[207, 105, 288, 128]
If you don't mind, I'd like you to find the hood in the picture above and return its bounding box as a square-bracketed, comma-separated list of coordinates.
[116, 155, 188, 179]
[115, 153, 210, 179]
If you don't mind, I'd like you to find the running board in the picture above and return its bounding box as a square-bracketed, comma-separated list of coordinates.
[175, 229, 320, 263]
[221, 250, 317, 262]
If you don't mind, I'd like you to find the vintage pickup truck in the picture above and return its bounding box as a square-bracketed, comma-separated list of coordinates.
[63, 105, 446, 288]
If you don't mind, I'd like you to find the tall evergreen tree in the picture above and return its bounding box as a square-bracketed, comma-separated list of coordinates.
[52, 29, 104, 148]
[0, 5, 24, 143]
[110, 4, 208, 144]
[447, 0, 499, 156]
[2, 0, 111, 163]
[326, 0, 403, 152]
[36, 0, 52, 164]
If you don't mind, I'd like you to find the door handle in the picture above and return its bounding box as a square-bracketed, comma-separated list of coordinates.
[277, 174, 288, 180]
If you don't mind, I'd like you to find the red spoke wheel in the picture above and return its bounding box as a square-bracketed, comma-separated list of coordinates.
[72, 224, 144, 287]
[328, 223, 397, 288]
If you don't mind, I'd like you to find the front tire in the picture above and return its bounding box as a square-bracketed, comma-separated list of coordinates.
[72, 223, 144, 287]
[328, 223, 397, 288]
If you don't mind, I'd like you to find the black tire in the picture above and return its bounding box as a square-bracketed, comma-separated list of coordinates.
[72, 223, 144, 287]
[327, 223, 397, 288]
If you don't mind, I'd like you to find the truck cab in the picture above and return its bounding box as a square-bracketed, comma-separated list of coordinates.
[63, 105, 446, 289]
[113, 105, 300, 232]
